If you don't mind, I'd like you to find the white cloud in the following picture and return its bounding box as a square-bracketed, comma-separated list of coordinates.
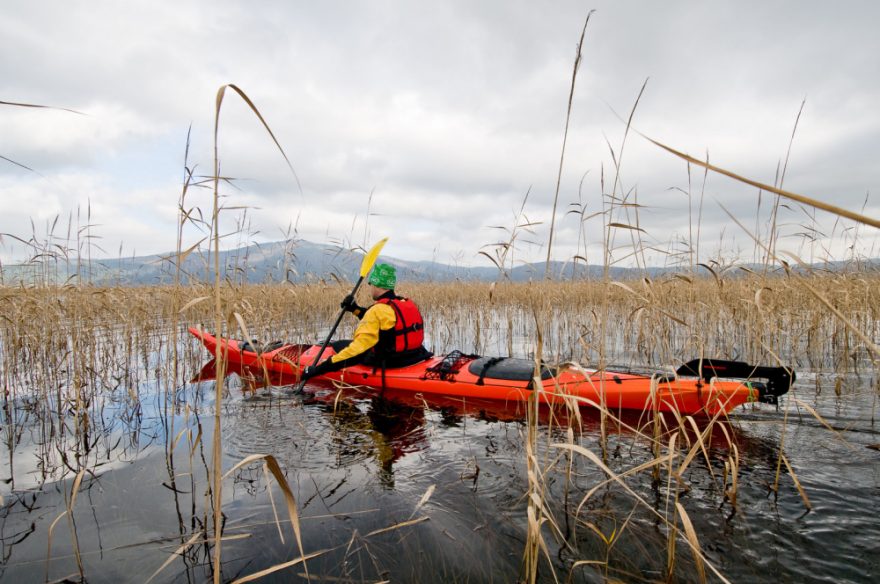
[2, 0, 878, 267]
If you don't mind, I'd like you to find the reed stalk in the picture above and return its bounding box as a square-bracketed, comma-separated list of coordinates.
[545, 11, 593, 278]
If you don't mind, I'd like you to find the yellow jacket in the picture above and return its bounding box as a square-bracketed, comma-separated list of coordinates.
[329, 303, 397, 363]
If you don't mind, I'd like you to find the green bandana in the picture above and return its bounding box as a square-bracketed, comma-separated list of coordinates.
[368, 263, 397, 289]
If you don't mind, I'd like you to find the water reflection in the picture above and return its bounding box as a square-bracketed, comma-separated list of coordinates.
[307, 393, 427, 489]
[196, 360, 431, 490]
[0, 378, 216, 582]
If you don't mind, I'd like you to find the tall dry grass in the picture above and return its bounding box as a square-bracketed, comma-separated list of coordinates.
[2, 271, 877, 391]
[2, 266, 878, 580]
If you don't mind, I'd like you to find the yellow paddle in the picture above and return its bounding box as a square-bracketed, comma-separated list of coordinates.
[294, 237, 388, 392]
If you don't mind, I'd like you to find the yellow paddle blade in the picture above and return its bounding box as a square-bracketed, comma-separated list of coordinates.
[360, 237, 388, 278]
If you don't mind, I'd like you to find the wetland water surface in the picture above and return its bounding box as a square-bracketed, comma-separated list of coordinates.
[1, 339, 879, 582]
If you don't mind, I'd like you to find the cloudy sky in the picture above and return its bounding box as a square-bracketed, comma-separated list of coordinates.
[2, 1, 878, 268]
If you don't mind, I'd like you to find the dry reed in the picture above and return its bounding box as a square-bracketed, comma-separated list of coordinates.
[2, 264, 877, 581]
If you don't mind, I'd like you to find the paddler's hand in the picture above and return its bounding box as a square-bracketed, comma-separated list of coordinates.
[301, 359, 334, 380]
[340, 294, 364, 318]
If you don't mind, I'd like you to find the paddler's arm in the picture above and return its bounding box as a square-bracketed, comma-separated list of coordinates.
[329, 303, 396, 363]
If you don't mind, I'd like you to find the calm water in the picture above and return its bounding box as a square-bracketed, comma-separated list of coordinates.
[1, 345, 879, 582]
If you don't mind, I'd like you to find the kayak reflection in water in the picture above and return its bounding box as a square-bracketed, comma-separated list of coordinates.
[314, 394, 427, 489]
[192, 359, 428, 489]
[301, 263, 432, 381]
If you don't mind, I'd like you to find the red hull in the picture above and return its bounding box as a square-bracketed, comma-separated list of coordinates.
[189, 327, 760, 416]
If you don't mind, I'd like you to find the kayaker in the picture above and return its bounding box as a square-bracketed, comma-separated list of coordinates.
[301, 263, 431, 380]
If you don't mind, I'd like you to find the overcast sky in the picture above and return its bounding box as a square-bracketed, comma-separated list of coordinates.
[2, 1, 878, 269]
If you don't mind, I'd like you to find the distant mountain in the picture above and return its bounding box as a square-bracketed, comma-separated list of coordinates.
[2, 238, 875, 286]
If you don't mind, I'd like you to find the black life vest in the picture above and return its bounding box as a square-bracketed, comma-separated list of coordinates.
[375, 296, 425, 353]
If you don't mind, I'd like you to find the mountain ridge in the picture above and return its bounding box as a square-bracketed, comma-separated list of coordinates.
[2, 238, 874, 286]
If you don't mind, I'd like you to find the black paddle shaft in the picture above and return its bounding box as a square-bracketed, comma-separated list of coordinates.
[293, 275, 366, 393]
[311, 277, 364, 366]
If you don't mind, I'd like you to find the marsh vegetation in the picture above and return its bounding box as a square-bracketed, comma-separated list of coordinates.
[0, 270, 878, 582]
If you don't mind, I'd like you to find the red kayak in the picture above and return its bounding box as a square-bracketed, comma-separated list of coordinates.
[189, 327, 793, 416]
